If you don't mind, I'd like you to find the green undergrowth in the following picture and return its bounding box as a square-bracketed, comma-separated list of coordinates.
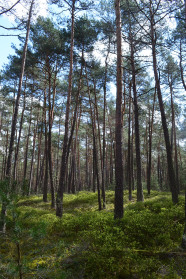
[0, 190, 185, 279]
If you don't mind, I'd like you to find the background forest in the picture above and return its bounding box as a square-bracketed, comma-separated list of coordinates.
[0, 0, 186, 278]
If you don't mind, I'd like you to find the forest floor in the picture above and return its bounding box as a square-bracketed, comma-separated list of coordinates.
[0, 190, 185, 279]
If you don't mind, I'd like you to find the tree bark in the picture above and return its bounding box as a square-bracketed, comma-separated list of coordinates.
[147, 89, 156, 195]
[130, 29, 143, 202]
[23, 101, 32, 187]
[47, 64, 56, 208]
[5, 0, 34, 178]
[179, 40, 186, 91]
[28, 116, 37, 195]
[128, 82, 132, 201]
[169, 76, 179, 194]
[13, 84, 26, 181]
[85, 65, 102, 211]
[0, 0, 34, 233]
[150, 3, 178, 204]
[43, 89, 48, 202]
[114, 0, 124, 219]
[56, 0, 75, 217]
[35, 109, 44, 194]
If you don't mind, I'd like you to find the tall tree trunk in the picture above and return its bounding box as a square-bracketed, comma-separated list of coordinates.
[179, 40, 186, 91]
[130, 31, 143, 202]
[43, 134, 49, 201]
[43, 89, 48, 202]
[56, 0, 75, 217]
[47, 65, 56, 208]
[102, 42, 110, 204]
[85, 65, 102, 211]
[5, 0, 34, 178]
[55, 113, 62, 190]
[131, 110, 135, 190]
[77, 139, 82, 191]
[114, 0, 124, 219]
[13, 85, 26, 181]
[147, 89, 156, 195]
[169, 76, 180, 194]
[150, 3, 178, 204]
[28, 116, 37, 195]
[35, 109, 44, 194]
[93, 80, 105, 208]
[23, 104, 32, 185]
[128, 83, 132, 201]
[0, 0, 34, 233]
[86, 134, 89, 189]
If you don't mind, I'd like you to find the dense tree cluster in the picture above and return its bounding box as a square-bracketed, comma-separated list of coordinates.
[0, 0, 185, 233]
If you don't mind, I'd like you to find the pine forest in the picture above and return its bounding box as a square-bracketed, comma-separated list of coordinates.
[0, 0, 186, 278]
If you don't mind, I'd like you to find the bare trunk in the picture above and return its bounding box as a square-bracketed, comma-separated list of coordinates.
[43, 89, 48, 202]
[115, 0, 124, 219]
[130, 31, 143, 202]
[13, 86, 26, 181]
[56, 0, 75, 217]
[128, 83, 132, 200]
[23, 104, 32, 180]
[5, 0, 34, 178]
[28, 118, 37, 195]
[48, 67, 56, 208]
[102, 48, 109, 208]
[169, 79, 179, 194]
[85, 65, 102, 211]
[147, 89, 156, 195]
[179, 41, 186, 91]
[94, 80, 105, 208]
[150, 5, 178, 203]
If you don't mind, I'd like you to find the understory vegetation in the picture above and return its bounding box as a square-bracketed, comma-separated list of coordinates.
[0, 190, 185, 279]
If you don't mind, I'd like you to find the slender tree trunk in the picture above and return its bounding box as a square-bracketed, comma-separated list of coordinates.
[102, 47, 109, 208]
[73, 105, 81, 193]
[93, 147, 96, 193]
[47, 66, 56, 208]
[131, 111, 135, 190]
[130, 32, 143, 202]
[93, 80, 105, 208]
[23, 104, 32, 185]
[68, 152, 73, 193]
[55, 113, 62, 190]
[115, 0, 124, 219]
[179, 40, 186, 91]
[66, 62, 83, 161]
[77, 140, 82, 191]
[0, 0, 34, 232]
[28, 112, 38, 195]
[85, 65, 102, 211]
[43, 89, 48, 202]
[13, 86, 26, 181]
[35, 110, 44, 194]
[147, 89, 156, 195]
[128, 83, 132, 201]
[3, 130, 9, 179]
[169, 78, 180, 194]
[150, 3, 178, 203]
[5, 0, 34, 178]
[56, 0, 75, 217]
[86, 134, 89, 189]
